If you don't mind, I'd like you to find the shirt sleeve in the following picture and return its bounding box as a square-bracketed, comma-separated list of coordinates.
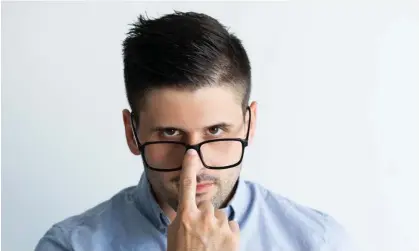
[34, 225, 71, 251]
[324, 216, 361, 251]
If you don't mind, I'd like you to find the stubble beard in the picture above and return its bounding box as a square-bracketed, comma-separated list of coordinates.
[168, 179, 238, 212]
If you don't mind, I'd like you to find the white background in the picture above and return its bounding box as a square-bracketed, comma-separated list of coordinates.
[2, 2, 418, 251]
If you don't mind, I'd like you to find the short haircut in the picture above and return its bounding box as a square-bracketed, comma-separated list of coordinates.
[122, 11, 251, 117]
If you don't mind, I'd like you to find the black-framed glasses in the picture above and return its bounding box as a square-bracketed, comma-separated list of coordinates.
[130, 107, 251, 172]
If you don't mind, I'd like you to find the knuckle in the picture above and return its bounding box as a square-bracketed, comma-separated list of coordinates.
[198, 201, 212, 211]
[181, 177, 194, 188]
[200, 210, 214, 223]
[179, 210, 192, 220]
[215, 209, 227, 221]
[202, 216, 213, 228]
[179, 215, 193, 229]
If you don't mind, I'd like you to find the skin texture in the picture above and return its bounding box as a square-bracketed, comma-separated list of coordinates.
[167, 149, 241, 251]
[122, 85, 257, 222]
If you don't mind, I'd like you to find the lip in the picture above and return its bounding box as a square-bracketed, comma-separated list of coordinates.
[196, 183, 214, 193]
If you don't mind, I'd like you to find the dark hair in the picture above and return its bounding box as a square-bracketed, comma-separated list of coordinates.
[122, 11, 251, 117]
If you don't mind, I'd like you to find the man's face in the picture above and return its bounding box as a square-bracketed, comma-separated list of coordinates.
[123, 86, 256, 210]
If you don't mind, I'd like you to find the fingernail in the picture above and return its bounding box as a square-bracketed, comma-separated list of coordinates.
[186, 149, 197, 156]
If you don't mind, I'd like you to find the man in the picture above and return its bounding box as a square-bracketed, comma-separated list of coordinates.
[35, 11, 353, 251]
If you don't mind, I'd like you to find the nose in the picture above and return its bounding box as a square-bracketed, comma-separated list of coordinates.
[185, 133, 203, 146]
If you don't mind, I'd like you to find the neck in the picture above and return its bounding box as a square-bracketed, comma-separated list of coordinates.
[220, 179, 239, 208]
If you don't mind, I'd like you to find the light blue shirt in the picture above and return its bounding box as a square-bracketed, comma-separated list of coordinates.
[35, 173, 354, 251]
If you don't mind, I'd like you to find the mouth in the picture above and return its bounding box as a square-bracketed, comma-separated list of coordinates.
[196, 182, 214, 194]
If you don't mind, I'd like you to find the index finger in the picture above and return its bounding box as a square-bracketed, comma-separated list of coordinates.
[178, 149, 199, 212]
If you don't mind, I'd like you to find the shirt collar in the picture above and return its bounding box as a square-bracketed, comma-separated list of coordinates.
[133, 172, 250, 230]
[226, 177, 250, 224]
[132, 173, 166, 231]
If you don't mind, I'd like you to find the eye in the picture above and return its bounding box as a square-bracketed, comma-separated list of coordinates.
[161, 128, 180, 137]
[208, 126, 222, 135]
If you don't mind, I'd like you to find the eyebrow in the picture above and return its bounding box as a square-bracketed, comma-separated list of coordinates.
[150, 122, 234, 133]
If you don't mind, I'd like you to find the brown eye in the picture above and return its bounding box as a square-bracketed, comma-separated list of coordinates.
[208, 127, 221, 135]
[162, 128, 179, 137]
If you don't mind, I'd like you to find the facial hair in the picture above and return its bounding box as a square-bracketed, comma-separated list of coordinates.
[145, 167, 240, 212]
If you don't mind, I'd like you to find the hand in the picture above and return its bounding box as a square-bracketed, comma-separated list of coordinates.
[166, 149, 240, 251]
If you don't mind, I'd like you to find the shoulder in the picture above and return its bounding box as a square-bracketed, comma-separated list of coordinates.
[244, 180, 357, 251]
[34, 186, 138, 251]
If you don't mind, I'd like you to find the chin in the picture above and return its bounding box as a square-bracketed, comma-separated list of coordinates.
[196, 192, 219, 205]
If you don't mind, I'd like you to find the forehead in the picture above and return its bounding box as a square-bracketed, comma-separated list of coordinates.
[139, 86, 243, 127]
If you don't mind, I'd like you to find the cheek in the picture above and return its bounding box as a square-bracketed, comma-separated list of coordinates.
[213, 168, 241, 185]
[146, 170, 179, 190]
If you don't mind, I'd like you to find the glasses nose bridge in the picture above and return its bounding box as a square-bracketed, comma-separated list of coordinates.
[184, 142, 202, 154]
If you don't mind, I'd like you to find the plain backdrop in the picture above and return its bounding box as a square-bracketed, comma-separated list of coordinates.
[1, 1, 418, 251]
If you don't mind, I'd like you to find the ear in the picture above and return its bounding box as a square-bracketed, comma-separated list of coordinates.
[248, 101, 258, 144]
[122, 109, 141, 155]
